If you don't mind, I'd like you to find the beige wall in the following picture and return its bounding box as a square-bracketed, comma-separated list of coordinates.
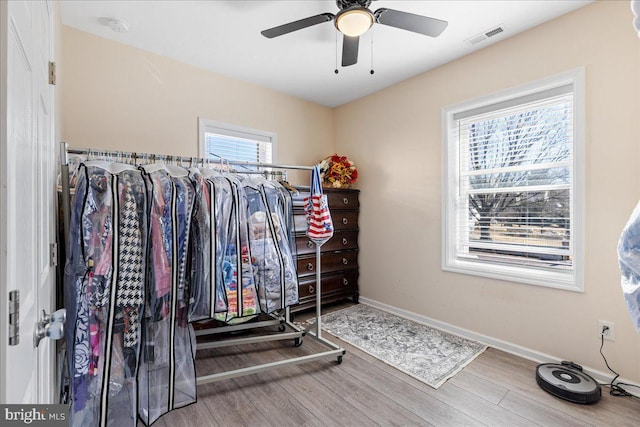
[61, 26, 334, 185]
[335, 1, 640, 381]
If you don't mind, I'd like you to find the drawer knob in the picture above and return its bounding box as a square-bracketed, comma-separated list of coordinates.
[307, 241, 314, 248]
[308, 285, 315, 294]
[342, 237, 348, 245]
[343, 278, 349, 286]
[342, 217, 348, 225]
[343, 197, 349, 205]
[342, 257, 348, 265]
[307, 262, 314, 271]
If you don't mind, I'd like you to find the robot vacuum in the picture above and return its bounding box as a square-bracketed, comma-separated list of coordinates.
[535, 361, 601, 404]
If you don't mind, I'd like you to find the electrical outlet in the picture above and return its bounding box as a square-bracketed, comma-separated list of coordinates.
[599, 320, 615, 341]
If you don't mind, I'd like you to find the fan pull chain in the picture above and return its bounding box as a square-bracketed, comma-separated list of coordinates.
[370, 26, 375, 75]
[334, 30, 339, 74]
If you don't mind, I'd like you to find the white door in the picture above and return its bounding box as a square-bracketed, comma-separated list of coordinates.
[0, 0, 56, 404]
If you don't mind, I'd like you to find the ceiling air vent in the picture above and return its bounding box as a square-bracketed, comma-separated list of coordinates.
[484, 27, 503, 38]
[466, 25, 504, 45]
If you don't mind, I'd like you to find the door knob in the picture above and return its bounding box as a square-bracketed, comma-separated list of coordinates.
[34, 320, 64, 348]
[41, 308, 66, 326]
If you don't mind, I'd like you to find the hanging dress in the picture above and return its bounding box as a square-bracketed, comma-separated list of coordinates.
[137, 164, 197, 426]
[64, 161, 147, 427]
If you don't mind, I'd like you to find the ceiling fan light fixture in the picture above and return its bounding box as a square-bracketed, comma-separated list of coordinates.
[335, 7, 373, 37]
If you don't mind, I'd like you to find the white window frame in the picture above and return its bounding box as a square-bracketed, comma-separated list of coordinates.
[441, 68, 585, 292]
[198, 118, 276, 165]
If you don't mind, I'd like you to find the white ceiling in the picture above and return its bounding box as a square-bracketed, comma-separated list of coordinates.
[59, 0, 591, 108]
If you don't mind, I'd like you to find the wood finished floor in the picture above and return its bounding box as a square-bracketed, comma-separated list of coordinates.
[151, 305, 640, 426]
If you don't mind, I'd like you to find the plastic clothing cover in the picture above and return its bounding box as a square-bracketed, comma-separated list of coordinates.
[187, 168, 240, 321]
[64, 162, 147, 427]
[197, 168, 237, 318]
[241, 175, 299, 313]
[211, 173, 260, 324]
[275, 182, 297, 258]
[186, 169, 214, 322]
[57, 153, 86, 189]
[618, 200, 640, 334]
[137, 165, 197, 425]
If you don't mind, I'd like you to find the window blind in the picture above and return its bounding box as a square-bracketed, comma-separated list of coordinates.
[454, 90, 574, 271]
[205, 133, 272, 165]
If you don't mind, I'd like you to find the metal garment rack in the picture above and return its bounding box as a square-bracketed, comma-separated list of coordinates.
[59, 142, 345, 387]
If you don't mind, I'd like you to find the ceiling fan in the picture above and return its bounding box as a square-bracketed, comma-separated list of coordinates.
[261, 0, 448, 67]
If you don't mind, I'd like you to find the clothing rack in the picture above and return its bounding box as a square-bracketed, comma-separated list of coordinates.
[59, 142, 344, 390]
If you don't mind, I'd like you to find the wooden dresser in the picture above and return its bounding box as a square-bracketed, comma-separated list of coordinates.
[291, 187, 360, 313]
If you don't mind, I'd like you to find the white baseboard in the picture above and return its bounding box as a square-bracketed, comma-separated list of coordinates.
[359, 297, 640, 398]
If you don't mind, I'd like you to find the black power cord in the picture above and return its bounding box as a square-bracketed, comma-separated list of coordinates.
[599, 332, 640, 398]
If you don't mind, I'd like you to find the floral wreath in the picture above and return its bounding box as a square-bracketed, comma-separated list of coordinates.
[318, 154, 358, 189]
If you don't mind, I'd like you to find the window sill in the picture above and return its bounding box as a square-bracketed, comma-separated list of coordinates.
[442, 258, 582, 292]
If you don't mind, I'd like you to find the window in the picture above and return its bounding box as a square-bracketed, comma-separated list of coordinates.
[442, 69, 584, 291]
[198, 118, 274, 167]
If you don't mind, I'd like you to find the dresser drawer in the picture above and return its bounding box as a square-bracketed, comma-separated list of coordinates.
[331, 210, 358, 231]
[327, 191, 359, 210]
[297, 250, 358, 277]
[298, 270, 359, 298]
[291, 188, 359, 210]
[293, 209, 358, 234]
[295, 230, 358, 255]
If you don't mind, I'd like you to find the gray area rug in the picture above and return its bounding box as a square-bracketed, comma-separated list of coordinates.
[320, 304, 487, 389]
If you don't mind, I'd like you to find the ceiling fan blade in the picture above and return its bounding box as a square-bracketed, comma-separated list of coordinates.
[342, 35, 359, 67]
[374, 8, 448, 37]
[261, 13, 334, 38]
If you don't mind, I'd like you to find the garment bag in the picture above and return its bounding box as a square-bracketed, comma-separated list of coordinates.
[188, 168, 234, 319]
[276, 182, 297, 258]
[241, 175, 299, 313]
[137, 164, 197, 426]
[618, 201, 640, 334]
[65, 162, 147, 427]
[260, 178, 299, 309]
[186, 169, 214, 322]
[211, 173, 260, 324]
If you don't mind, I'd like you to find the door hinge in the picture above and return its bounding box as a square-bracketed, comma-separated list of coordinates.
[48, 61, 56, 85]
[50, 242, 58, 267]
[8, 290, 20, 346]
